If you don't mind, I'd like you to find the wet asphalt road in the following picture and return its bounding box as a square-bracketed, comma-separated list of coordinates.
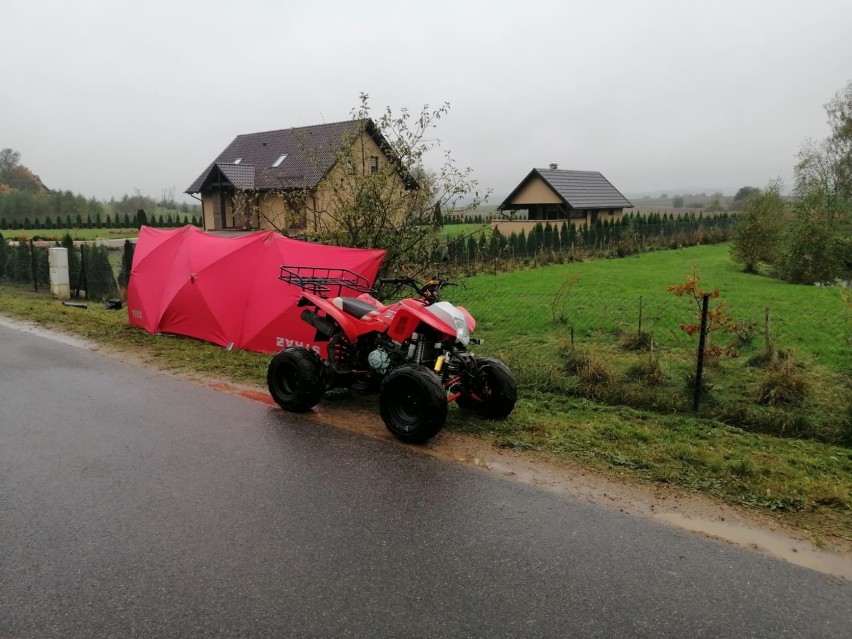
[0, 321, 850, 639]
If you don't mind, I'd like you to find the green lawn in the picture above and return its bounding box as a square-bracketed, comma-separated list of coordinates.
[439, 222, 491, 240]
[452, 243, 849, 371]
[2, 228, 140, 241]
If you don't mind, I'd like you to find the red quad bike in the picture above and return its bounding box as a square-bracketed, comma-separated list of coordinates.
[266, 266, 517, 443]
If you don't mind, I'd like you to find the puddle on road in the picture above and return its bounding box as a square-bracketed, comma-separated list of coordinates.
[208, 382, 277, 406]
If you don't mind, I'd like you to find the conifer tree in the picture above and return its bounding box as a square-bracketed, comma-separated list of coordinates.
[85, 245, 117, 301]
[119, 240, 134, 288]
[0, 231, 6, 277]
[12, 243, 31, 282]
[60, 234, 80, 288]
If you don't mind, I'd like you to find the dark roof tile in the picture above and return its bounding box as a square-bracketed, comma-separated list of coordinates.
[502, 169, 633, 210]
[186, 119, 368, 193]
[217, 163, 255, 189]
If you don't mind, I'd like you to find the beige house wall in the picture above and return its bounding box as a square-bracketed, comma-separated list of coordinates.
[205, 130, 405, 234]
[492, 208, 625, 235]
[310, 131, 407, 232]
[491, 220, 583, 235]
[202, 192, 235, 230]
[506, 177, 562, 205]
[202, 194, 215, 230]
[258, 193, 288, 231]
[255, 192, 310, 232]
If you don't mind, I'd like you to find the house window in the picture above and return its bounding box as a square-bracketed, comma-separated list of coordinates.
[234, 158, 242, 164]
[272, 154, 288, 167]
[370, 156, 379, 174]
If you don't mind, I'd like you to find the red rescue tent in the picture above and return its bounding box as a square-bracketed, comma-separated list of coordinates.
[127, 225, 385, 354]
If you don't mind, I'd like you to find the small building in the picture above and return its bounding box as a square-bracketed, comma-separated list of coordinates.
[495, 164, 633, 234]
[185, 119, 414, 234]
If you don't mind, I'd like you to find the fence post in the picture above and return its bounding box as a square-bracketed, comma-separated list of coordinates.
[693, 294, 710, 411]
[638, 295, 643, 336]
[75, 244, 87, 299]
[29, 240, 38, 292]
[764, 307, 776, 364]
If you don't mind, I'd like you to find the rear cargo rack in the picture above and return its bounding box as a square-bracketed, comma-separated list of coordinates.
[278, 265, 376, 298]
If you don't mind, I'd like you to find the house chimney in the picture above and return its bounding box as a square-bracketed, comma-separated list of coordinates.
[549, 162, 558, 170]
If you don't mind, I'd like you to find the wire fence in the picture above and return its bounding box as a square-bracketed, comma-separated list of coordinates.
[0, 240, 126, 301]
[449, 288, 851, 375]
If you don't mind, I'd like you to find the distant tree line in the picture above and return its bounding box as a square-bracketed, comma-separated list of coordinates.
[0, 209, 200, 232]
[440, 213, 736, 268]
[0, 189, 200, 230]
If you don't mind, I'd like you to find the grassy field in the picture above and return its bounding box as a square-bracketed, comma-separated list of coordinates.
[1, 242, 850, 541]
[440, 222, 492, 239]
[2, 227, 141, 241]
[454, 243, 849, 369]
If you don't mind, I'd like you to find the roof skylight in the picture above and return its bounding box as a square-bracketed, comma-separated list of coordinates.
[234, 158, 242, 164]
[272, 154, 288, 167]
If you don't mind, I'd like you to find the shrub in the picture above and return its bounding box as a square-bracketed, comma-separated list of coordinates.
[81, 244, 117, 301]
[733, 319, 757, 349]
[756, 360, 809, 406]
[625, 358, 666, 386]
[619, 331, 652, 351]
[561, 346, 613, 387]
[118, 239, 134, 289]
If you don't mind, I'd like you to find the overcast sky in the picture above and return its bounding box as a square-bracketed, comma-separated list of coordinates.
[3, 0, 851, 202]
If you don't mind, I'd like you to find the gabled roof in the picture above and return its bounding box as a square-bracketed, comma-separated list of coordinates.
[501, 168, 633, 210]
[186, 119, 374, 194]
[216, 163, 255, 189]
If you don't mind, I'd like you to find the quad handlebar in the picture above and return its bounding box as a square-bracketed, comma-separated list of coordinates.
[379, 276, 456, 302]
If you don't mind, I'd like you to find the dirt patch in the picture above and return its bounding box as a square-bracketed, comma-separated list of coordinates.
[3, 315, 850, 580]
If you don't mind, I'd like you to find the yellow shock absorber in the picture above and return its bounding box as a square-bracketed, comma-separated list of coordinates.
[434, 355, 445, 373]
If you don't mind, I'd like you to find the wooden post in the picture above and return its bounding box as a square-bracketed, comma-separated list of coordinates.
[764, 307, 776, 364]
[694, 294, 710, 411]
[29, 240, 38, 292]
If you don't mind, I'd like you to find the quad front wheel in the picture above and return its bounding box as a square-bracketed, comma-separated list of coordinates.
[267, 347, 326, 412]
[379, 365, 448, 444]
[457, 357, 517, 419]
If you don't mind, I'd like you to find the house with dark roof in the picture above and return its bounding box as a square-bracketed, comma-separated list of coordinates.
[186, 119, 414, 233]
[495, 164, 633, 234]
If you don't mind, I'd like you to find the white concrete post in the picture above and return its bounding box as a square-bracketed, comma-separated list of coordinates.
[49, 247, 70, 299]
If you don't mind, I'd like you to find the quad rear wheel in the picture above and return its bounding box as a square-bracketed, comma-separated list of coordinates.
[379, 365, 448, 444]
[267, 347, 326, 412]
[457, 357, 517, 419]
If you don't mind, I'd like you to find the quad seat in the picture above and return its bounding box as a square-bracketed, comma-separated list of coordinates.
[332, 296, 379, 319]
